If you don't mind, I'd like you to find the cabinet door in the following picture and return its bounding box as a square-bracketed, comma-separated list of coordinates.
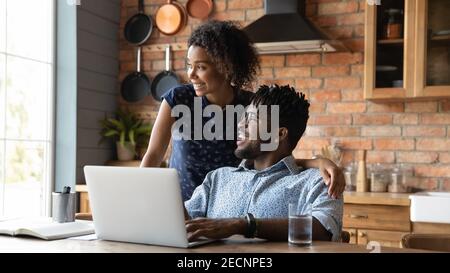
[343, 204, 411, 232]
[415, 0, 450, 97]
[357, 229, 408, 248]
[412, 222, 450, 234]
[79, 192, 91, 213]
[364, 0, 416, 100]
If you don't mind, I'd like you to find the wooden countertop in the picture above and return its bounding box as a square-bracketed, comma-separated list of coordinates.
[344, 192, 411, 206]
[77, 186, 412, 206]
[76, 184, 88, 192]
[0, 235, 431, 253]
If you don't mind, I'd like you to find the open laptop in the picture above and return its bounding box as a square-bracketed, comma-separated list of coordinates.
[84, 166, 215, 248]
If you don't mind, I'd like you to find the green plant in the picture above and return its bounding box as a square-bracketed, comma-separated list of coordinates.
[99, 110, 152, 147]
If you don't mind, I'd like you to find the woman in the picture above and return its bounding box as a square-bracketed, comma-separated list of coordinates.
[140, 20, 344, 200]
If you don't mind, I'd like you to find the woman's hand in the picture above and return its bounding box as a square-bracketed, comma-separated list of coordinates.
[317, 157, 345, 199]
[295, 157, 345, 199]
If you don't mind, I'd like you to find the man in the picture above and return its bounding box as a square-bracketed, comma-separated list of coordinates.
[184, 85, 343, 242]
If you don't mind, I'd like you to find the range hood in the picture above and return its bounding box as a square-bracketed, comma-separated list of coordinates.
[243, 0, 343, 54]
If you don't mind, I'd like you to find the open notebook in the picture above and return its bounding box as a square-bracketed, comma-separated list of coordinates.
[0, 217, 95, 240]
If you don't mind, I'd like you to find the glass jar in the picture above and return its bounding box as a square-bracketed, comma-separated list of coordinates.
[344, 162, 357, 192]
[370, 164, 391, 192]
[384, 9, 403, 39]
[389, 164, 413, 193]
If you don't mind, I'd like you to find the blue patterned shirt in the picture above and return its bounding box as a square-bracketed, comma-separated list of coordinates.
[185, 156, 343, 241]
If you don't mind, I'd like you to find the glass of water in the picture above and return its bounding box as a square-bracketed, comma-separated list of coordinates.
[288, 202, 313, 246]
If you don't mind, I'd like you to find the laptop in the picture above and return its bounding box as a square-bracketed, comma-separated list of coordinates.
[84, 166, 215, 248]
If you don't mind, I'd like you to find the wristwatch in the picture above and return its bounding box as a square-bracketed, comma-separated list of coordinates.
[244, 213, 258, 238]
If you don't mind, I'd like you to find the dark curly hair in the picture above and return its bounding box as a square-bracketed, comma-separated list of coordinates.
[188, 20, 260, 89]
[252, 85, 310, 150]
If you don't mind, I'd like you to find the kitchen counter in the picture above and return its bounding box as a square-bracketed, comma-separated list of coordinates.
[78, 187, 412, 205]
[76, 185, 410, 212]
[76, 184, 88, 192]
[344, 192, 411, 206]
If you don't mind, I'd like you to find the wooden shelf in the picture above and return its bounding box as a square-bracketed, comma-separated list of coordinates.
[431, 34, 450, 41]
[344, 192, 411, 206]
[429, 35, 450, 46]
[105, 160, 141, 167]
[76, 184, 88, 193]
[143, 42, 187, 52]
[377, 39, 404, 45]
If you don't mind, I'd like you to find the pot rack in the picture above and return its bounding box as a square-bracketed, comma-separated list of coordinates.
[143, 42, 188, 52]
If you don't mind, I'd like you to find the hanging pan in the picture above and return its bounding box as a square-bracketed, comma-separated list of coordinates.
[151, 45, 181, 101]
[186, 0, 213, 20]
[124, 0, 153, 45]
[155, 0, 187, 36]
[173, 0, 188, 31]
[121, 47, 151, 102]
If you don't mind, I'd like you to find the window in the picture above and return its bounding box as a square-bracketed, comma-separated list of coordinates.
[0, 0, 54, 218]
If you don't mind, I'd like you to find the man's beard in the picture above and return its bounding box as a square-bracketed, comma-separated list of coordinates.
[234, 141, 262, 159]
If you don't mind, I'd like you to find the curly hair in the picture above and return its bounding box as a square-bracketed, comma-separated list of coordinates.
[188, 20, 260, 89]
[252, 85, 310, 150]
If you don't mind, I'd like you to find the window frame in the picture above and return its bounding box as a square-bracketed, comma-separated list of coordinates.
[0, 0, 56, 218]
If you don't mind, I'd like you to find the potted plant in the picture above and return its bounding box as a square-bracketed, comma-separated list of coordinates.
[99, 110, 152, 161]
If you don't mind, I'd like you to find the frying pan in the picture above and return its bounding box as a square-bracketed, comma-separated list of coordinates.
[155, 0, 187, 36]
[151, 45, 180, 101]
[121, 47, 151, 102]
[124, 0, 153, 45]
[173, 0, 188, 31]
[186, 0, 213, 20]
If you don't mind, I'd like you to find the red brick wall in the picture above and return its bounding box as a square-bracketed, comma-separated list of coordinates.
[119, 0, 450, 191]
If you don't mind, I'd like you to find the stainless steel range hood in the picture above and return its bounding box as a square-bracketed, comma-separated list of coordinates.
[243, 0, 343, 54]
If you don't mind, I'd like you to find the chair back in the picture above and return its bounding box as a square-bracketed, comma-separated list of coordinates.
[341, 231, 350, 243]
[402, 233, 450, 252]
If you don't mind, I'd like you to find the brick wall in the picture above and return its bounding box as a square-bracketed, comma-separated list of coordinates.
[118, 0, 450, 191]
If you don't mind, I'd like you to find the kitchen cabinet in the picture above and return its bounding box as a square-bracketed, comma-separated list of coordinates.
[414, 0, 450, 98]
[412, 222, 450, 234]
[104, 160, 141, 167]
[76, 185, 90, 214]
[343, 192, 412, 248]
[364, 0, 450, 100]
[357, 229, 409, 248]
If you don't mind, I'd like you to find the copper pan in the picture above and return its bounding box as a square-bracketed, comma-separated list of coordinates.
[186, 0, 213, 20]
[172, 0, 188, 30]
[155, 0, 187, 36]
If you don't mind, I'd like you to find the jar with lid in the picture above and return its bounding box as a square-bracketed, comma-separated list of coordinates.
[370, 163, 391, 192]
[344, 162, 357, 192]
[384, 9, 403, 39]
[389, 164, 413, 193]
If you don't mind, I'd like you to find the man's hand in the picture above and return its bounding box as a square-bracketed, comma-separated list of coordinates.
[317, 157, 345, 199]
[185, 218, 246, 242]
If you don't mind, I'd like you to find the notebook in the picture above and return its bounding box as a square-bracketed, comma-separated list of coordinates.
[0, 217, 94, 240]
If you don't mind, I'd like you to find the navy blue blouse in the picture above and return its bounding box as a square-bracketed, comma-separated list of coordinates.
[162, 84, 253, 200]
